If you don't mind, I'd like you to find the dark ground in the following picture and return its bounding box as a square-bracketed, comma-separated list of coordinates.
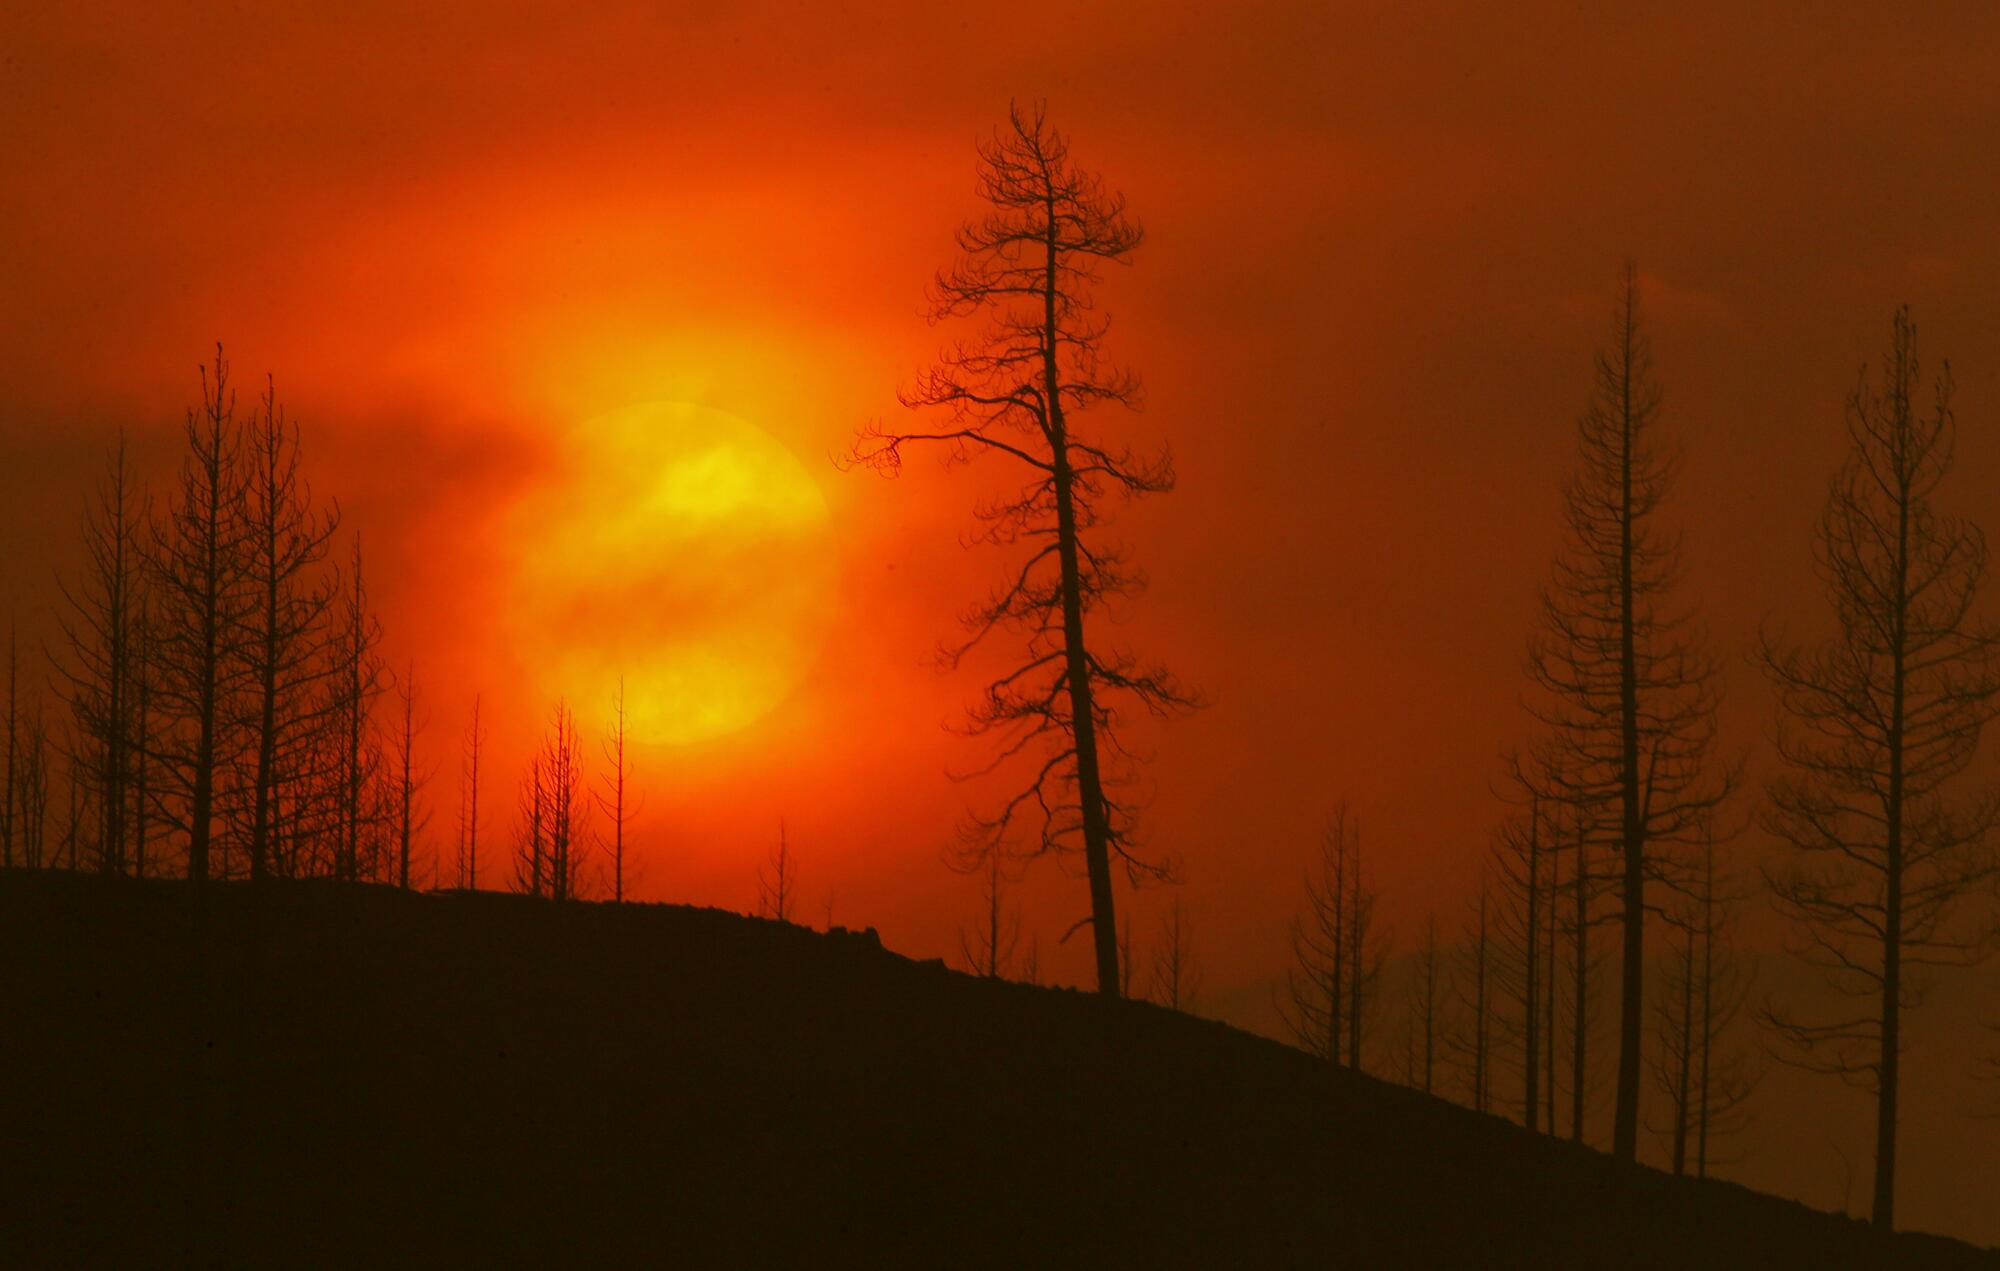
[0, 871, 1990, 1269]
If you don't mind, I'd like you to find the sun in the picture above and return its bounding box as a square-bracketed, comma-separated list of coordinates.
[503, 400, 834, 745]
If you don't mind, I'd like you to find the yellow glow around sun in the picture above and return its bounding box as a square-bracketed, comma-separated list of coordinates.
[504, 400, 833, 746]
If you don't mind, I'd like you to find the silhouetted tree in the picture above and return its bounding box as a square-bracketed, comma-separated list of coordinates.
[14, 693, 50, 867]
[1493, 796, 1554, 1132]
[1149, 897, 1202, 1011]
[1345, 839, 1388, 1071]
[328, 537, 386, 883]
[130, 597, 155, 880]
[457, 695, 483, 890]
[1525, 266, 1734, 1159]
[1445, 873, 1497, 1113]
[759, 820, 797, 923]
[392, 664, 429, 889]
[596, 678, 639, 902]
[1648, 823, 1758, 1177]
[237, 377, 339, 883]
[149, 347, 251, 884]
[850, 103, 1196, 998]
[53, 433, 144, 876]
[540, 703, 584, 903]
[959, 852, 1020, 978]
[1757, 309, 1998, 1229]
[1285, 806, 1384, 1067]
[3, 623, 15, 869]
[1409, 915, 1444, 1095]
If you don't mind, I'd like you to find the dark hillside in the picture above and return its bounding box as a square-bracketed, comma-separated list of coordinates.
[0, 872, 1988, 1269]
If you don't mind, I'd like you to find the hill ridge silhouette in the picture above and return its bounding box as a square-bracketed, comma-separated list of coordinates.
[0, 871, 1988, 1269]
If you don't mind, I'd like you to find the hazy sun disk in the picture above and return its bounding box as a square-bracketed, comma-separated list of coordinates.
[506, 401, 833, 745]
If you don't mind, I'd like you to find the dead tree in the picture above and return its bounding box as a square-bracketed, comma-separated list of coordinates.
[759, 820, 797, 922]
[1524, 266, 1734, 1159]
[148, 347, 251, 884]
[535, 701, 587, 901]
[514, 753, 546, 898]
[1149, 897, 1202, 1011]
[848, 103, 1196, 998]
[1444, 873, 1497, 1113]
[53, 433, 144, 876]
[457, 694, 483, 890]
[392, 664, 429, 889]
[14, 694, 50, 867]
[596, 678, 640, 902]
[237, 376, 339, 883]
[958, 851, 1021, 978]
[3, 623, 16, 868]
[1757, 308, 1998, 1230]
[1647, 824, 1759, 1178]
[1285, 806, 1386, 1067]
[327, 536, 386, 882]
[1409, 915, 1444, 1095]
[1346, 840, 1388, 1071]
[1493, 797, 1553, 1132]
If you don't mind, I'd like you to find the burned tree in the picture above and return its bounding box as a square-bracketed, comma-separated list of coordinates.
[237, 377, 339, 883]
[759, 820, 797, 923]
[1445, 875, 1498, 1113]
[328, 536, 386, 883]
[54, 433, 144, 876]
[149, 347, 251, 883]
[596, 678, 640, 903]
[1284, 806, 1385, 1068]
[849, 103, 1195, 998]
[517, 700, 587, 901]
[1758, 309, 1998, 1229]
[1408, 915, 1445, 1096]
[1149, 897, 1203, 1012]
[1648, 824, 1758, 1177]
[392, 664, 429, 889]
[959, 851, 1021, 978]
[457, 694, 484, 890]
[1525, 266, 1733, 1159]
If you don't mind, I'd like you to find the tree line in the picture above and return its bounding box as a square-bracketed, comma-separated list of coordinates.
[2, 348, 646, 904]
[881, 106, 1993, 1234]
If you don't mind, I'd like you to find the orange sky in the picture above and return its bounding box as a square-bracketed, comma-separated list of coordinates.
[6, 0, 2000, 1242]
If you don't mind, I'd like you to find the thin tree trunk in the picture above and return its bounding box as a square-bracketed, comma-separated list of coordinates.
[1613, 280, 1645, 1162]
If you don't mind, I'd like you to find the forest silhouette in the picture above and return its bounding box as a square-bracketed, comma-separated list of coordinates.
[4, 103, 2000, 1265]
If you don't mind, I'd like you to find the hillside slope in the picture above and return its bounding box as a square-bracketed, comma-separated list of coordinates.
[0, 872, 1988, 1269]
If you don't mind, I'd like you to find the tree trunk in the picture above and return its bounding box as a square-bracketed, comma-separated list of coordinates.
[1042, 200, 1120, 1000]
[1613, 284, 1645, 1162]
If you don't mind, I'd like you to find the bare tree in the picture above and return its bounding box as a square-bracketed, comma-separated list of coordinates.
[1524, 265, 1734, 1159]
[237, 376, 339, 883]
[1284, 806, 1383, 1068]
[14, 693, 50, 868]
[327, 536, 386, 883]
[1492, 796, 1554, 1132]
[53, 433, 145, 876]
[1649, 823, 1759, 1178]
[1409, 915, 1444, 1095]
[457, 694, 483, 890]
[3, 622, 16, 869]
[1444, 875, 1497, 1113]
[148, 347, 251, 884]
[541, 701, 587, 901]
[849, 103, 1196, 998]
[1758, 308, 1999, 1229]
[1149, 897, 1202, 1011]
[959, 851, 1021, 978]
[759, 820, 797, 923]
[392, 664, 429, 889]
[596, 678, 640, 902]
